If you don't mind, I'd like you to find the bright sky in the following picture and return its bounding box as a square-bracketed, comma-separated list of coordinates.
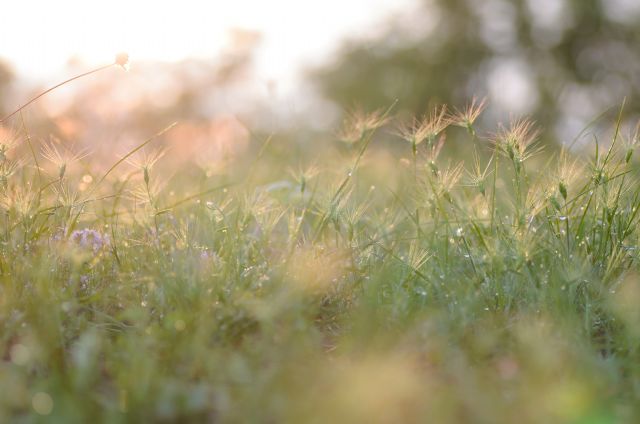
[0, 0, 416, 82]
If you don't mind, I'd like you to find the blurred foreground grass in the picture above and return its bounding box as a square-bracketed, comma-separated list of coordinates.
[1, 94, 640, 423]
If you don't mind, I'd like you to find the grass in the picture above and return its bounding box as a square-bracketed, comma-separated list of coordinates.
[1, 70, 640, 423]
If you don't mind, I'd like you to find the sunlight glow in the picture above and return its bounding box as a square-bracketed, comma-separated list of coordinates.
[0, 0, 415, 81]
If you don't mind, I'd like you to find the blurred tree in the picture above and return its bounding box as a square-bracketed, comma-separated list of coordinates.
[312, 0, 640, 141]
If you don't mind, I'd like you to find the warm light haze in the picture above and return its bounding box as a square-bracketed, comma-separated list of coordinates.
[0, 0, 415, 80]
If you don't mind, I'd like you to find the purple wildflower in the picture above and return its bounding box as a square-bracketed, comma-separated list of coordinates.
[70, 229, 110, 253]
[199, 250, 220, 266]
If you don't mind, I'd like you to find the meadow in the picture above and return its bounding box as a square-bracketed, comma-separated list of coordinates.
[1, 62, 640, 423]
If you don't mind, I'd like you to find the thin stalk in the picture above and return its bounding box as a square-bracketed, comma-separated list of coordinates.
[490, 153, 498, 229]
[1, 63, 116, 124]
[412, 140, 418, 181]
[312, 100, 397, 241]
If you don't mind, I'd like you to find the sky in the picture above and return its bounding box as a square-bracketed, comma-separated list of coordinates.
[0, 0, 416, 82]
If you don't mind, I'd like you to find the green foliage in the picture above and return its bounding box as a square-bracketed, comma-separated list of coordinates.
[1, 101, 640, 422]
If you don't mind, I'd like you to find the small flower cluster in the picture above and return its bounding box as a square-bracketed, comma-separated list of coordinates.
[69, 229, 110, 253]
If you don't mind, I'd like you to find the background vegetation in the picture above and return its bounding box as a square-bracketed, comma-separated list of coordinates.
[314, 0, 640, 142]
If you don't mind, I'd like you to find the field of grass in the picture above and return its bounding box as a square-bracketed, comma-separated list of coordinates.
[1, 70, 640, 423]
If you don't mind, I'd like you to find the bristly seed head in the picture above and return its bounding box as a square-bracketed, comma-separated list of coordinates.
[492, 118, 541, 169]
[41, 138, 89, 180]
[115, 52, 130, 71]
[338, 107, 389, 144]
[555, 150, 581, 201]
[465, 153, 493, 196]
[449, 97, 487, 135]
[395, 105, 451, 148]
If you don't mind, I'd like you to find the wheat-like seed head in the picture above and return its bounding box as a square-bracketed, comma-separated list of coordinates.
[449, 97, 487, 134]
[395, 105, 451, 147]
[338, 107, 389, 144]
